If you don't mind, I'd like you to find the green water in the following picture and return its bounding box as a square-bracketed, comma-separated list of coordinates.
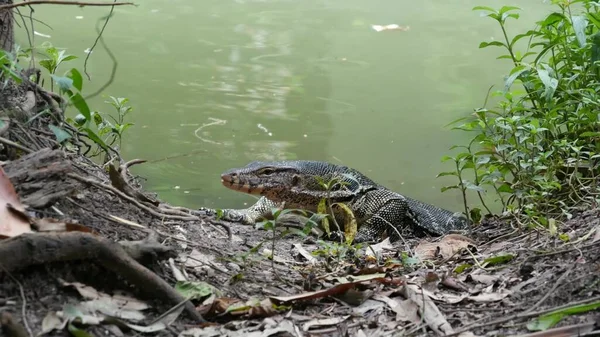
[21, 1, 550, 211]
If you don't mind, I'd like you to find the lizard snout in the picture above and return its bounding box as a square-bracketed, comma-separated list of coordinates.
[221, 172, 237, 185]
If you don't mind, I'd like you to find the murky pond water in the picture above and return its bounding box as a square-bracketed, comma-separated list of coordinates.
[22, 1, 550, 211]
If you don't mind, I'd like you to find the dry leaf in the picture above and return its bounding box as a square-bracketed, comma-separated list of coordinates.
[372, 295, 420, 324]
[365, 238, 394, 257]
[59, 280, 149, 310]
[292, 243, 317, 264]
[414, 234, 475, 260]
[0, 167, 31, 238]
[33, 217, 94, 233]
[402, 284, 454, 335]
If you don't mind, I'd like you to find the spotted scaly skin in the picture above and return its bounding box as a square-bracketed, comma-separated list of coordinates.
[212, 160, 470, 243]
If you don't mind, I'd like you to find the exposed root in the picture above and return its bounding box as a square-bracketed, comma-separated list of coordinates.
[0, 231, 205, 323]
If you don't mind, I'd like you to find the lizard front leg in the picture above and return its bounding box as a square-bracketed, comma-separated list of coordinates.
[201, 196, 281, 225]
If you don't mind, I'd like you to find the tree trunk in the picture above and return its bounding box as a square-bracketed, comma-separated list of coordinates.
[0, 0, 13, 52]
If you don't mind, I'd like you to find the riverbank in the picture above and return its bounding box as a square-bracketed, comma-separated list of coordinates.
[0, 103, 598, 336]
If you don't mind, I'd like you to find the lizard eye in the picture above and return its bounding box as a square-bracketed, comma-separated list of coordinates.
[260, 168, 275, 175]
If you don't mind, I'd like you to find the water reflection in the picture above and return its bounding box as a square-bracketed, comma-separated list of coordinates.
[188, 1, 336, 164]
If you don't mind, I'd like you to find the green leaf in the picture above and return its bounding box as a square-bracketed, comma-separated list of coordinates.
[537, 68, 558, 102]
[255, 220, 274, 230]
[541, 12, 566, 26]
[465, 181, 485, 193]
[453, 263, 472, 274]
[67, 68, 83, 92]
[437, 171, 458, 178]
[572, 16, 588, 48]
[39, 59, 54, 73]
[498, 6, 521, 14]
[587, 12, 600, 29]
[74, 114, 87, 126]
[526, 301, 600, 331]
[441, 185, 459, 193]
[479, 41, 506, 49]
[69, 92, 91, 122]
[175, 280, 221, 300]
[472, 6, 497, 13]
[83, 127, 108, 150]
[497, 183, 513, 193]
[591, 32, 600, 63]
[48, 124, 72, 143]
[482, 254, 514, 266]
[441, 155, 455, 163]
[67, 324, 93, 337]
[51, 75, 73, 92]
[580, 131, 600, 138]
[504, 65, 529, 92]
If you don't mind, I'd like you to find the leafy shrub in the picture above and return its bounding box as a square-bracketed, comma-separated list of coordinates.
[442, 1, 600, 228]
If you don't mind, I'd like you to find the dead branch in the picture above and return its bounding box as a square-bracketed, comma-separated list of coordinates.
[0, 231, 204, 323]
[108, 162, 158, 206]
[0, 1, 135, 10]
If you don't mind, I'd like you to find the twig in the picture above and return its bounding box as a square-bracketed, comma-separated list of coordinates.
[84, 4, 118, 95]
[68, 173, 200, 221]
[0, 1, 135, 10]
[83, 0, 116, 80]
[0, 136, 33, 153]
[0, 266, 33, 337]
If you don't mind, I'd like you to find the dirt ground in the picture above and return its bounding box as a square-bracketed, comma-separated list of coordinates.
[0, 142, 598, 337]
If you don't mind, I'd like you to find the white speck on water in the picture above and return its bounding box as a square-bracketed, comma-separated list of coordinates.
[303, 134, 307, 138]
[184, 191, 190, 194]
[243, 202, 248, 206]
[401, 182, 405, 185]
[150, 9, 159, 13]
[268, 132, 272, 136]
[75, 16, 84, 19]
[84, 48, 92, 54]
[174, 186, 180, 189]
[33, 31, 51, 38]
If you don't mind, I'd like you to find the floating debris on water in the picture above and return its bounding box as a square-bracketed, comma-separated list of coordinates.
[371, 24, 410, 32]
[257, 123, 272, 136]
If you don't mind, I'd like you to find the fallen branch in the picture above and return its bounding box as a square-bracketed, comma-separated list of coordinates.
[0, 1, 135, 10]
[0, 232, 204, 323]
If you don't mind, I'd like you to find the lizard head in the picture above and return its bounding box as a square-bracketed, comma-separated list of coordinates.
[220, 161, 307, 199]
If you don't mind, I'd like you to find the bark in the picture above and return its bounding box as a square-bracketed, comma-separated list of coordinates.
[0, 0, 13, 52]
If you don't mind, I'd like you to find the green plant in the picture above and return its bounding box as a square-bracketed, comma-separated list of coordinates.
[442, 1, 600, 228]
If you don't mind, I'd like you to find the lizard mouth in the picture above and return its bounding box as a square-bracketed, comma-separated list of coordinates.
[221, 174, 263, 194]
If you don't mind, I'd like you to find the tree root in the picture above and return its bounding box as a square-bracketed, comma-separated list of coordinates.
[0, 232, 205, 323]
[108, 160, 159, 206]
